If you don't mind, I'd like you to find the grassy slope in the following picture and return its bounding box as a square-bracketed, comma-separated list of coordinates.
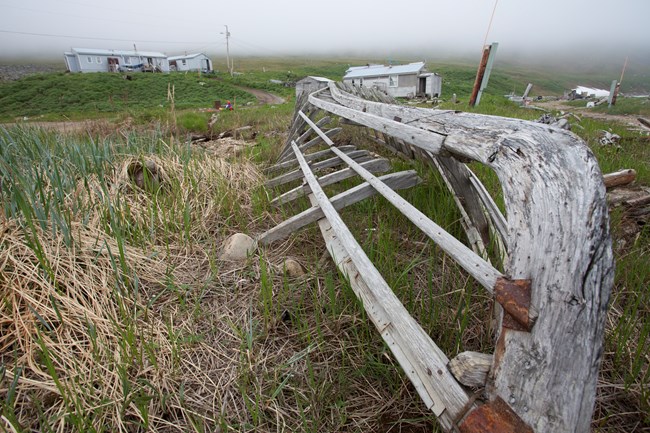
[0, 72, 255, 120]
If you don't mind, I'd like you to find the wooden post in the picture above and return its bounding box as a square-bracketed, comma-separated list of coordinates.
[607, 80, 617, 107]
[469, 46, 491, 107]
[475, 42, 499, 106]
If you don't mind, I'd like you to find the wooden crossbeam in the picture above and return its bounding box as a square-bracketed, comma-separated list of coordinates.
[270, 158, 391, 206]
[266, 149, 370, 188]
[289, 139, 471, 428]
[258, 170, 420, 245]
[297, 110, 503, 293]
[265, 145, 356, 175]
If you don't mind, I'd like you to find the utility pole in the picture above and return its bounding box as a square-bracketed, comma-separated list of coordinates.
[222, 25, 232, 76]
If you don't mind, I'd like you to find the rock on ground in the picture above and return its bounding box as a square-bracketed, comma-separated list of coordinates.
[219, 233, 256, 261]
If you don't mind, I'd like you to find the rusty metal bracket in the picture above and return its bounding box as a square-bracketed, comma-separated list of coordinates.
[494, 277, 535, 331]
[458, 396, 533, 433]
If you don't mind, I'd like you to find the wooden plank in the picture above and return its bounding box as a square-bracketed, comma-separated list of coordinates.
[278, 127, 342, 163]
[258, 170, 420, 245]
[278, 115, 333, 161]
[298, 110, 502, 293]
[603, 168, 636, 188]
[291, 140, 472, 429]
[265, 145, 356, 175]
[309, 91, 446, 155]
[270, 158, 391, 206]
[448, 352, 493, 388]
[266, 150, 370, 188]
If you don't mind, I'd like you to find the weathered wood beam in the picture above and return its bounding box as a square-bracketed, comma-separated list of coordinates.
[265, 150, 370, 188]
[603, 168, 636, 189]
[278, 127, 342, 163]
[270, 157, 391, 206]
[291, 140, 471, 429]
[448, 351, 493, 388]
[279, 115, 333, 161]
[265, 145, 356, 175]
[258, 170, 420, 245]
[309, 89, 447, 155]
[298, 110, 503, 294]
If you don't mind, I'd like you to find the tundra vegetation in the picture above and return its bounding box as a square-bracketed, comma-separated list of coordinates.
[0, 58, 648, 432]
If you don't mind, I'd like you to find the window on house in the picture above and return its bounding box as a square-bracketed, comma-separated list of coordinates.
[181, 60, 187, 65]
[87, 56, 93, 63]
[389, 75, 398, 87]
[96, 57, 102, 64]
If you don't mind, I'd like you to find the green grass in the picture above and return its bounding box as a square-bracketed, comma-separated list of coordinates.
[564, 97, 650, 117]
[0, 72, 255, 120]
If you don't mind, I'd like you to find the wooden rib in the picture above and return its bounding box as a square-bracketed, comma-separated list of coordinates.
[278, 115, 332, 161]
[298, 110, 502, 293]
[258, 170, 420, 245]
[265, 145, 356, 175]
[266, 150, 370, 188]
[291, 140, 471, 429]
[278, 127, 342, 163]
[271, 158, 391, 206]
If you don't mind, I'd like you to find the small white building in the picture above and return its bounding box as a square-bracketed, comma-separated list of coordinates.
[64, 48, 169, 73]
[343, 62, 441, 98]
[168, 53, 212, 72]
[295, 76, 332, 98]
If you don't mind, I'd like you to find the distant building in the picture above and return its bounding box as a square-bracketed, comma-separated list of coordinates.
[343, 62, 441, 98]
[295, 76, 332, 98]
[64, 48, 169, 73]
[168, 53, 213, 72]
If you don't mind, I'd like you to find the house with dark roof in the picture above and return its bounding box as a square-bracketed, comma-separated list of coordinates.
[343, 62, 441, 98]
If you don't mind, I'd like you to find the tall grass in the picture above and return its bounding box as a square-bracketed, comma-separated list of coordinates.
[0, 125, 264, 432]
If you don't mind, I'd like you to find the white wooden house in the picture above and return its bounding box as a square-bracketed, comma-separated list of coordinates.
[64, 48, 169, 73]
[295, 76, 332, 98]
[343, 62, 441, 98]
[168, 53, 212, 72]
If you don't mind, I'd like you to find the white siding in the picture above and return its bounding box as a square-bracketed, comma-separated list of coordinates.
[169, 54, 211, 72]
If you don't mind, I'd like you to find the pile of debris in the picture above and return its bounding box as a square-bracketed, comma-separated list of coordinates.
[536, 112, 582, 131]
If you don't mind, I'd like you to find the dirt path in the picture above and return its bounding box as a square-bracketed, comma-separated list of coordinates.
[534, 100, 649, 132]
[235, 86, 285, 105]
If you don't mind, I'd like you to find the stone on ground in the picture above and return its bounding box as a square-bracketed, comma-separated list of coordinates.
[219, 233, 256, 261]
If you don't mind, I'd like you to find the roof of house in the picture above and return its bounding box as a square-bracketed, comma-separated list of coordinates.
[298, 76, 332, 83]
[344, 62, 426, 79]
[574, 85, 610, 98]
[71, 48, 167, 58]
[168, 53, 208, 61]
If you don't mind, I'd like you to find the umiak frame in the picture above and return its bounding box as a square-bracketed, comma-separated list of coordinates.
[261, 82, 614, 433]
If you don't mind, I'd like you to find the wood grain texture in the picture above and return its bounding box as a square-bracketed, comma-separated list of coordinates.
[293, 141, 473, 430]
[258, 170, 420, 245]
[307, 83, 614, 433]
[270, 158, 391, 206]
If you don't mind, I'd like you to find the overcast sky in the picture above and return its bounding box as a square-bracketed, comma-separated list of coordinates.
[1, 0, 649, 64]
